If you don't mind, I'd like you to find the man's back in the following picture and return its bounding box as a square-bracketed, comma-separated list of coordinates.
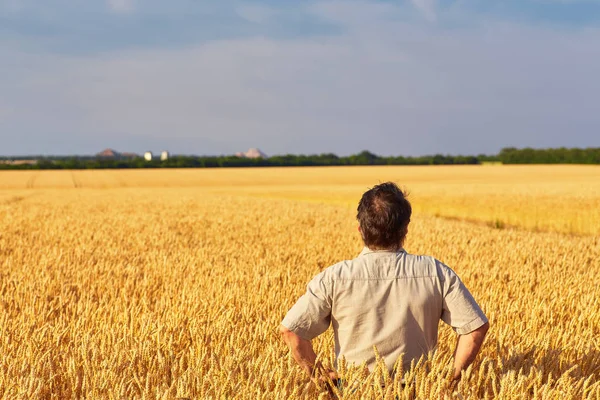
[280, 182, 488, 384]
[282, 247, 488, 373]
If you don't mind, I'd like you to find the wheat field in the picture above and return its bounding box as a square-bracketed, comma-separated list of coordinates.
[0, 166, 599, 399]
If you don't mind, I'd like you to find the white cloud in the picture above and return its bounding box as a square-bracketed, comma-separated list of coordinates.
[107, 0, 135, 14]
[2, 1, 600, 155]
[410, 0, 437, 22]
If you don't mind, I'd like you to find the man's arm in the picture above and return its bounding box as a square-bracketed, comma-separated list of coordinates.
[279, 325, 318, 375]
[279, 325, 338, 381]
[452, 321, 489, 380]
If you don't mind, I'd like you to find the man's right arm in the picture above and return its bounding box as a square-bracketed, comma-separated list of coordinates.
[280, 272, 333, 378]
[279, 325, 319, 376]
[452, 321, 489, 380]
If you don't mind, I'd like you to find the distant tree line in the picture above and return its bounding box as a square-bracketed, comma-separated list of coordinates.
[497, 147, 600, 164]
[1, 147, 599, 170]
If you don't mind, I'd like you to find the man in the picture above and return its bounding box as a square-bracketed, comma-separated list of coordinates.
[279, 182, 489, 386]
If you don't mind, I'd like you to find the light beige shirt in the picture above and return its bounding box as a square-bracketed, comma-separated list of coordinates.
[281, 247, 488, 373]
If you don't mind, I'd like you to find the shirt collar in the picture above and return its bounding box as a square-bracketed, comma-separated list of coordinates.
[359, 246, 405, 256]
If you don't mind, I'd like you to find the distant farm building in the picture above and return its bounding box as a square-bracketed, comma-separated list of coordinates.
[144, 152, 153, 161]
[235, 148, 268, 159]
[160, 151, 170, 161]
[97, 149, 120, 158]
[96, 149, 138, 160]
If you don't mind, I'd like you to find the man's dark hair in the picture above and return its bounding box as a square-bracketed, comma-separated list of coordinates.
[357, 182, 412, 249]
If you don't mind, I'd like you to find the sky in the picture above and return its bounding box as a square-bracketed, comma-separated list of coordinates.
[0, 0, 599, 157]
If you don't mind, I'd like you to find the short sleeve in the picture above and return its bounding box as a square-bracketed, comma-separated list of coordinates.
[281, 272, 332, 340]
[437, 260, 488, 335]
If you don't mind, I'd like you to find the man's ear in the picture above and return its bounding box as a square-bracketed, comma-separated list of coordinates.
[358, 226, 366, 242]
[400, 224, 409, 245]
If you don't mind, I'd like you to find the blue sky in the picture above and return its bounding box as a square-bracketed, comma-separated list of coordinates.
[1, 0, 599, 156]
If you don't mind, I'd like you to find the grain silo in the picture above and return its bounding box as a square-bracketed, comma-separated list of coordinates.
[144, 151, 153, 161]
[160, 151, 170, 161]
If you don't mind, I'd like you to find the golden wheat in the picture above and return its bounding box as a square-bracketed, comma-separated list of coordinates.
[0, 166, 598, 399]
[1, 165, 599, 235]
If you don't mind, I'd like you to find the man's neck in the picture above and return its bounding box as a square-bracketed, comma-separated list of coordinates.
[366, 244, 403, 251]
[361, 246, 404, 255]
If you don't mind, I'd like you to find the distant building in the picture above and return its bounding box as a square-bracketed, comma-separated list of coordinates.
[97, 148, 121, 158]
[160, 151, 170, 161]
[235, 148, 268, 159]
[96, 149, 138, 159]
[144, 151, 153, 161]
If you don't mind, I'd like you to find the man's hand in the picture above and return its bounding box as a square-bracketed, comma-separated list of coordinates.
[452, 322, 489, 381]
[279, 325, 339, 383]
